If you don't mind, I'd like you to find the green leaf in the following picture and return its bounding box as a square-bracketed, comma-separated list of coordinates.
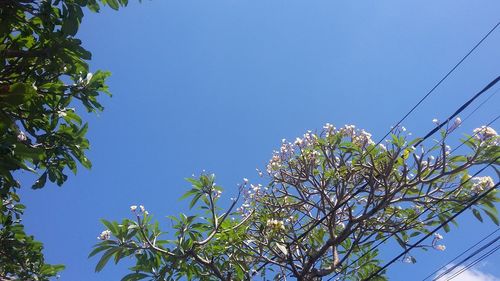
[95, 248, 119, 272]
[106, 0, 120, 10]
[0, 83, 36, 106]
[89, 245, 112, 258]
[100, 219, 117, 234]
[189, 193, 202, 209]
[482, 208, 499, 226]
[32, 172, 48, 189]
[121, 273, 149, 281]
[442, 223, 450, 233]
[472, 209, 483, 223]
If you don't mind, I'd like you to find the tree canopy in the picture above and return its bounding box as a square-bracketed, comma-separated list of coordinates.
[0, 0, 132, 279]
[92, 122, 499, 280]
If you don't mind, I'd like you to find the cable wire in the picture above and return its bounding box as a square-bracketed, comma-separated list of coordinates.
[360, 173, 500, 281]
[443, 244, 500, 281]
[421, 228, 500, 281]
[329, 149, 499, 281]
[374, 20, 500, 147]
[432, 233, 500, 280]
[327, 83, 500, 280]
[461, 87, 500, 124]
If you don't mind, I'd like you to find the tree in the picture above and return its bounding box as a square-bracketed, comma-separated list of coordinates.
[92, 122, 499, 280]
[0, 0, 133, 279]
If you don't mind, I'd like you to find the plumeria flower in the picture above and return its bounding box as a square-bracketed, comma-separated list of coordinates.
[432, 118, 439, 125]
[139, 205, 146, 213]
[130, 205, 138, 212]
[17, 131, 27, 142]
[471, 176, 494, 193]
[98, 230, 111, 240]
[434, 233, 443, 240]
[434, 244, 446, 251]
[473, 126, 498, 143]
[85, 72, 93, 85]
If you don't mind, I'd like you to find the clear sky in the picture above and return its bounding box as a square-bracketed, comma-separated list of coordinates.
[17, 1, 500, 280]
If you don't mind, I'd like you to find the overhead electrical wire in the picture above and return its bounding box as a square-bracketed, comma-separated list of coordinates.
[461, 87, 500, 125]
[360, 172, 500, 281]
[327, 79, 500, 280]
[325, 20, 500, 280]
[413, 76, 499, 147]
[253, 21, 500, 279]
[421, 228, 500, 281]
[328, 138, 499, 281]
[374, 20, 500, 148]
[431, 232, 500, 281]
[443, 244, 500, 281]
[294, 62, 500, 247]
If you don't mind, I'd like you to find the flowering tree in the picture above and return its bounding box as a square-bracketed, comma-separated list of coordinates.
[0, 0, 134, 280]
[92, 123, 499, 281]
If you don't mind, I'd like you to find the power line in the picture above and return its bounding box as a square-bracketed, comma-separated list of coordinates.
[327, 84, 500, 280]
[374, 20, 500, 147]
[360, 170, 500, 281]
[461, 87, 500, 125]
[421, 228, 499, 281]
[253, 19, 500, 275]
[291, 24, 500, 246]
[442, 243, 500, 281]
[319, 21, 500, 278]
[413, 76, 499, 147]
[329, 151, 499, 281]
[432, 233, 500, 281]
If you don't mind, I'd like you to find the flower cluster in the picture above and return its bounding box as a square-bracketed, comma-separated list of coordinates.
[432, 232, 445, 251]
[237, 181, 265, 217]
[98, 230, 111, 240]
[471, 176, 495, 193]
[266, 219, 285, 231]
[131, 205, 149, 215]
[266, 123, 377, 177]
[213, 189, 222, 199]
[473, 126, 498, 143]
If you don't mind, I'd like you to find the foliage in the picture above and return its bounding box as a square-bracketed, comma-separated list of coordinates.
[93, 123, 500, 280]
[0, 0, 133, 279]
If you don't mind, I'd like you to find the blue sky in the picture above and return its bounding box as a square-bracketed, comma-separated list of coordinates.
[17, 0, 500, 280]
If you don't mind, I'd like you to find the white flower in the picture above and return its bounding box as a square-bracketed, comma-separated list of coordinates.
[432, 118, 439, 125]
[454, 117, 462, 127]
[213, 190, 222, 199]
[434, 233, 443, 240]
[266, 219, 285, 231]
[256, 168, 263, 177]
[98, 230, 112, 240]
[471, 176, 494, 193]
[473, 126, 498, 142]
[130, 205, 137, 212]
[434, 244, 446, 251]
[85, 72, 93, 85]
[243, 178, 248, 184]
[17, 131, 27, 142]
[139, 205, 145, 213]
